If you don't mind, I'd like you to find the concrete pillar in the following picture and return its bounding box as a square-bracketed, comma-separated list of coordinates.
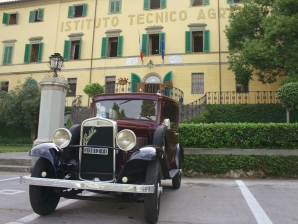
[33, 76, 69, 147]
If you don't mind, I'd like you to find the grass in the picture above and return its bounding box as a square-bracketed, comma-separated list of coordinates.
[0, 145, 31, 153]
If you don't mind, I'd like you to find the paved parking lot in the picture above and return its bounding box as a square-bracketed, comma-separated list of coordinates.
[0, 171, 298, 224]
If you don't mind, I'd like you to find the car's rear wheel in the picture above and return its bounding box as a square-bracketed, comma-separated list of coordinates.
[29, 157, 60, 215]
[144, 160, 162, 224]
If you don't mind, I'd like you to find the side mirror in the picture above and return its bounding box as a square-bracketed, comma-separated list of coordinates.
[163, 118, 171, 129]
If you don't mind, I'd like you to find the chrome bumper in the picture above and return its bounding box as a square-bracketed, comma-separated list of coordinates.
[20, 176, 155, 194]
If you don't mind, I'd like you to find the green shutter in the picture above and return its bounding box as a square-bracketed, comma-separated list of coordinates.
[110, 2, 115, 13]
[82, 4, 88, 17]
[144, 0, 150, 10]
[2, 13, 8, 25]
[78, 38, 82, 59]
[24, 44, 31, 63]
[3, 46, 13, 65]
[117, 36, 123, 57]
[68, 6, 74, 18]
[115, 1, 120, 12]
[63, 40, 70, 60]
[203, 30, 210, 52]
[142, 34, 148, 55]
[29, 10, 34, 23]
[131, 73, 141, 93]
[15, 12, 18, 24]
[227, 0, 234, 3]
[190, 0, 194, 6]
[37, 43, 43, 62]
[203, 0, 210, 5]
[163, 71, 172, 96]
[161, 0, 166, 9]
[185, 31, 192, 53]
[37, 8, 44, 21]
[101, 37, 107, 58]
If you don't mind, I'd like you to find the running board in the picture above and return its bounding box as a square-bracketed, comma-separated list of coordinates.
[169, 169, 181, 179]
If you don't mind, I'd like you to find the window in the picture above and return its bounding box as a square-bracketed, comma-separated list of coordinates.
[144, 0, 166, 10]
[2, 12, 18, 25]
[228, 0, 241, 3]
[24, 43, 43, 63]
[191, 0, 209, 6]
[105, 76, 116, 93]
[192, 73, 204, 94]
[68, 4, 88, 18]
[0, 81, 9, 92]
[185, 30, 210, 53]
[67, 78, 77, 97]
[109, 0, 121, 13]
[63, 39, 82, 60]
[236, 83, 249, 93]
[101, 36, 123, 58]
[29, 8, 44, 23]
[142, 33, 165, 55]
[2, 45, 13, 65]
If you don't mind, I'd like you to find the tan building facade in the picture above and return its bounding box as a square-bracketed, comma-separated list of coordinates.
[0, 0, 280, 106]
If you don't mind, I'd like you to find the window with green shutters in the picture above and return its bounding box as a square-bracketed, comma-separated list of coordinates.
[144, 0, 166, 10]
[191, 0, 209, 6]
[2, 46, 13, 65]
[2, 12, 18, 25]
[227, 0, 241, 3]
[142, 33, 165, 55]
[185, 30, 210, 53]
[109, 0, 121, 13]
[101, 36, 123, 58]
[23, 43, 43, 63]
[29, 8, 44, 23]
[63, 39, 82, 60]
[68, 4, 88, 18]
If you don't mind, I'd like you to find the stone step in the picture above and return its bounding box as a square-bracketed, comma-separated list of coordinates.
[0, 158, 31, 166]
[0, 165, 31, 173]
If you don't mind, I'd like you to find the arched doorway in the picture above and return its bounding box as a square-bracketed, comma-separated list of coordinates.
[143, 74, 162, 93]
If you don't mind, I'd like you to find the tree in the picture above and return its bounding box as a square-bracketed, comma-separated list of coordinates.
[140, 100, 156, 120]
[276, 82, 298, 123]
[225, 0, 298, 87]
[0, 77, 40, 142]
[83, 82, 105, 98]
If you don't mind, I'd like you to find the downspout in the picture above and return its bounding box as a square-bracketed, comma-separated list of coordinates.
[88, 0, 98, 106]
[218, 0, 222, 104]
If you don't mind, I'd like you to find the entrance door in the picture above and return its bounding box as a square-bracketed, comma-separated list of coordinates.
[145, 75, 162, 93]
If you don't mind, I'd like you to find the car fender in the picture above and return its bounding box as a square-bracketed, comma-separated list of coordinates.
[175, 143, 184, 168]
[30, 143, 60, 169]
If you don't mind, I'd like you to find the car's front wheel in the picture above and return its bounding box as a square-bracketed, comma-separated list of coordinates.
[144, 160, 162, 224]
[29, 157, 60, 215]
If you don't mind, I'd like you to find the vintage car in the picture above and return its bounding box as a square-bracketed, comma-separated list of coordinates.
[20, 93, 184, 224]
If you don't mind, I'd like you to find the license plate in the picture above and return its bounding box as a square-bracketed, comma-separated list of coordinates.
[83, 147, 108, 155]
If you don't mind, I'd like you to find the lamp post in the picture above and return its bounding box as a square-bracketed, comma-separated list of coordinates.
[49, 53, 64, 77]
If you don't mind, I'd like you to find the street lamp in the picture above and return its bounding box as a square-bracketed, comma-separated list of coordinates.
[147, 60, 154, 69]
[49, 53, 64, 77]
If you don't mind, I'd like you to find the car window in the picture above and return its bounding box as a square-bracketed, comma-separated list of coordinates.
[162, 101, 178, 127]
[96, 99, 157, 121]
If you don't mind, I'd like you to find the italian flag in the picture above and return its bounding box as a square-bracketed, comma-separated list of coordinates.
[139, 31, 143, 62]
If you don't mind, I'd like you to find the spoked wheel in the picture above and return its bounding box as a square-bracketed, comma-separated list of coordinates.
[172, 152, 182, 189]
[29, 157, 60, 215]
[144, 160, 162, 224]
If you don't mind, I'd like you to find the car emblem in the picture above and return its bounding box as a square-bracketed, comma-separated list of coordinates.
[83, 127, 97, 145]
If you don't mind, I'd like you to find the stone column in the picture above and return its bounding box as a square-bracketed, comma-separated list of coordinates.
[33, 76, 69, 146]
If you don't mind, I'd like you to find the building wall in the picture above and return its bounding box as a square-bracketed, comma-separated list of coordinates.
[0, 0, 280, 106]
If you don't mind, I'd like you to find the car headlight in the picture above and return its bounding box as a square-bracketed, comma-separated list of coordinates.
[53, 128, 72, 149]
[116, 129, 136, 151]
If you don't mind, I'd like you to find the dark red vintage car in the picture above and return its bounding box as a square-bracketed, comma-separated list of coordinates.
[20, 93, 184, 224]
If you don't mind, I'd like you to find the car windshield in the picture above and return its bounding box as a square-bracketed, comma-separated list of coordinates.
[95, 99, 157, 121]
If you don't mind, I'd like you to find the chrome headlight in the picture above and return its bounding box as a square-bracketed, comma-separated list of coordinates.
[116, 129, 136, 151]
[53, 128, 72, 149]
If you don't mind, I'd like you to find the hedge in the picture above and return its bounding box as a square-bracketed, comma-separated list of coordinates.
[178, 123, 298, 149]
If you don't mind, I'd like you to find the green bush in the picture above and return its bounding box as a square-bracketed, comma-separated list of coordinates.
[182, 154, 298, 178]
[179, 123, 298, 149]
[83, 82, 105, 98]
[186, 104, 298, 123]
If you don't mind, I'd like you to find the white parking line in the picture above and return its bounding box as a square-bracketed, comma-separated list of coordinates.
[5, 192, 95, 224]
[236, 180, 273, 224]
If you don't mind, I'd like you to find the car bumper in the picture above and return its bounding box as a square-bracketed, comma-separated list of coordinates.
[20, 176, 156, 194]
